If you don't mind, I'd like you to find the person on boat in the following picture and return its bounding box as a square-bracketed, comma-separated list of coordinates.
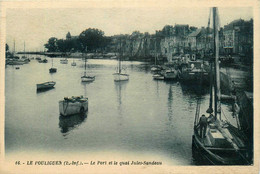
[207, 113, 215, 124]
[199, 114, 207, 138]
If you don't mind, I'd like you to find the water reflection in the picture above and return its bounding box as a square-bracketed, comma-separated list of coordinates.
[36, 87, 55, 93]
[114, 81, 128, 118]
[167, 85, 173, 122]
[59, 113, 88, 136]
[180, 82, 209, 96]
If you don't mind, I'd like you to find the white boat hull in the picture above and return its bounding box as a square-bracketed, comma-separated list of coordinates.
[164, 69, 178, 80]
[113, 73, 129, 81]
[60, 59, 68, 64]
[81, 76, 95, 82]
[37, 81, 56, 90]
[153, 74, 164, 80]
[59, 98, 88, 116]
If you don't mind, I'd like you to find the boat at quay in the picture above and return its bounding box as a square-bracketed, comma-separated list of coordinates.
[179, 60, 210, 85]
[192, 7, 251, 165]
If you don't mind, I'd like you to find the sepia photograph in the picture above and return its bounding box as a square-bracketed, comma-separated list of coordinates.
[0, 0, 259, 173]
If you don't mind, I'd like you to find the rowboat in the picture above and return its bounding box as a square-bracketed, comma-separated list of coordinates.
[36, 81, 56, 90]
[59, 96, 88, 116]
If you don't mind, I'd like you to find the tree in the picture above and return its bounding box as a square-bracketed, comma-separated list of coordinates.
[44, 37, 58, 52]
[78, 28, 105, 52]
[6, 44, 9, 52]
[66, 32, 71, 40]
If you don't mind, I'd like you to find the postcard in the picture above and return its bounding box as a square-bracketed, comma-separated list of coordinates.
[0, 0, 259, 173]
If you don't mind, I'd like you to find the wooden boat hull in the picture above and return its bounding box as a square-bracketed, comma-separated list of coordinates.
[192, 134, 249, 165]
[113, 73, 129, 81]
[180, 71, 209, 84]
[37, 81, 56, 90]
[59, 98, 88, 116]
[71, 62, 76, 66]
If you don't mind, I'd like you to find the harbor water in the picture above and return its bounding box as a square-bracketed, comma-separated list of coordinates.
[5, 57, 237, 165]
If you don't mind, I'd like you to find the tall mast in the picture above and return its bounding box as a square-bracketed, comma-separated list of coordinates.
[213, 7, 221, 120]
[84, 46, 87, 76]
[119, 37, 122, 74]
[24, 41, 25, 54]
[13, 39, 15, 54]
[155, 40, 157, 65]
[207, 9, 213, 114]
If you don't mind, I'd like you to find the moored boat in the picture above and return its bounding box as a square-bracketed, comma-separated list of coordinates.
[49, 58, 57, 73]
[163, 68, 178, 80]
[71, 61, 76, 66]
[179, 60, 209, 84]
[36, 81, 56, 90]
[81, 53, 95, 82]
[59, 96, 88, 116]
[153, 73, 164, 80]
[192, 7, 251, 165]
[60, 58, 68, 64]
[113, 73, 129, 81]
[49, 68, 57, 73]
[113, 38, 129, 82]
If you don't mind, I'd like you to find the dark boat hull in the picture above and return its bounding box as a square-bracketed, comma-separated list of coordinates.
[180, 72, 209, 85]
[192, 135, 250, 165]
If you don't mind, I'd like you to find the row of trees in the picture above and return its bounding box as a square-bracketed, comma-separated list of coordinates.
[44, 28, 111, 53]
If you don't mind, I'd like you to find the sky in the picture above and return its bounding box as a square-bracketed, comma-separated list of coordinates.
[6, 7, 253, 52]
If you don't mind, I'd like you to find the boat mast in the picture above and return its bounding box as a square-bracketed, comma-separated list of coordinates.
[24, 41, 25, 56]
[155, 40, 157, 65]
[207, 9, 213, 114]
[13, 39, 15, 54]
[213, 7, 221, 120]
[84, 46, 87, 76]
[119, 37, 122, 74]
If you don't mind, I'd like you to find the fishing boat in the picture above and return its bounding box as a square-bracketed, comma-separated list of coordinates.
[36, 81, 56, 90]
[179, 60, 209, 84]
[192, 7, 251, 165]
[49, 58, 57, 73]
[113, 38, 129, 82]
[60, 58, 68, 64]
[59, 96, 88, 116]
[81, 56, 95, 82]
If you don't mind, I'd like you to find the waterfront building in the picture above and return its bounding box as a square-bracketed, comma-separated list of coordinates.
[223, 19, 253, 55]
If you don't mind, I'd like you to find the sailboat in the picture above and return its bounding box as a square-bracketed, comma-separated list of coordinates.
[113, 38, 129, 82]
[192, 7, 251, 165]
[81, 54, 95, 82]
[71, 58, 76, 66]
[21, 41, 30, 63]
[152, 42, 164, 80]
[49, 58, 57, 73]
[151, 42, 162, 72]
